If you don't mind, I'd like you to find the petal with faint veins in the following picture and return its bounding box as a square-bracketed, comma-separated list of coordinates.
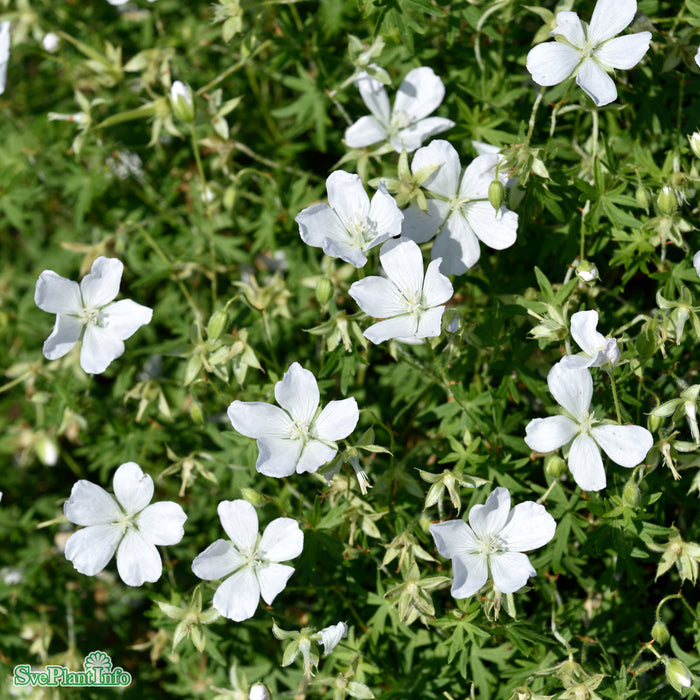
[469, 487, 511, 539]
[64, 481, 121, 526]
[465, 201, 518, 250]
[80, 257, 123, 308]
[355, 72, 390, 124]
[422, 258, 454, 306]
[459, 153, 501, 199]
[64, 525, 122, 577]
[490, 551, 536, 593]
[256, 437, 303, 477]
[227, 401, 292, 439]
[101, 299, 152, 340]
[297, 204, 347, 248]
[213, 566, 260, 621]
[218, 500, 259, 551]
[392, 117, 455, 153]
[364, 315, 418, 344]
[570, 310, 604, 356]
[113, 462, 154, 515]
[393, 67, 445, 122]
[379, 238, 425, 297]
[136, 501, 187, 546]
[552, 11, 586, 48]
[259, 517, 304, 561]
[500, 502, 557, 551]
[192, 539, 244, 580]
[344, 116, 388, 149]
[295, 439, 337, 474]
[80, 324, 125, 374]
[327, 171, 370, 226]
[401, 200, 450, 245]
[591, 424, 653, 468]
[43, 314, 84, 360]
[313, 398, 359, 441]
[349, 276, 408, 318]
[568, 433, 606, 491]
[588, 0, 637, 45]
[525, 415, 579, 452]
[256, 562, 295, 605]
[117, 528, 162, 586]
[576, 58, 617, 106]
[526, 42, 581, 87]
[275, 363, 319, 424]
[430, 519, 479, 558]
[451, 552, 488, 598]
[595, 32, 651, 69]
[368, 183, 404, 241]
[411, 140, 461, 198]
[547, 361, 592, 422]
[35, 271, 82, 314]
[433, 211, 481, 275]
[414, 306, 447, 338]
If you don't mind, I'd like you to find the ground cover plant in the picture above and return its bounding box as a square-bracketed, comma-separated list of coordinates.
[2, 0, 700, 697]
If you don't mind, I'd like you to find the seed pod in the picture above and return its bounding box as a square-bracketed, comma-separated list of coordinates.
[652, 621, 670, 646]
[622, 480, 641, 508]
[207, 309, 228, 340]
[315, 277, 333, 306]
[657, 186, 678, 215]
[488, 179, 505, 211]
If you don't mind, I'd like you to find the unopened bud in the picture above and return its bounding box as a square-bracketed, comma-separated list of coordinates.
[545, 454, 567, 478]
[657, 186, 678, 216]
[207, 309, 228, 340]
[315, 277, 333, 307]
[249, 683, 271, 700]
[622, 479, 641, 508]
[635, 185, 650, 212]
[689, 132, 700, 159]
[574, 259, 599, 285]
[240, 487, 265, 507]
[189, 397, 204, 425]
[665, 657, 692, 693]
[488, 179, 505, 211]
[170, 80, 195, 123]
[652, 621, 670, 646]
[648, 413, 663, 433]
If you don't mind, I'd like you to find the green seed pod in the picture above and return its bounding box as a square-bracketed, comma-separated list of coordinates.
[648, 412, 663, 433]
[189, 397, 204, 425]
[315, 277, 333, 307]
[657, 186, 678, 215]
[665, 657, 692, 693]
[622, 480, 641, 508]
[207, 309, 228, 340]
[652, 621, 670, 646]
[635, 185, 650, 212]
[488, 179, 506, 211]
[545, 454, 567, 478]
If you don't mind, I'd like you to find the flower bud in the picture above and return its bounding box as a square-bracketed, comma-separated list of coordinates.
[657, 186, 678, 216]
[545, 454, 567, 478]
[652, 621, 670, 646]
[207, 309, 228, 340]
[42, 33, 60, 53]
[635, 185, 650, 212]
[648, 412, 663, 433]
[574, 259, 599, 285]
[665, 657, 692, 693]
[488, 179, 505, 211]
[249, 683, 270, 700]
[240, 487, 265, 507]
[189, 397, 204, 425]
[170, 80, 195, 123]
[622, 480, 641, 508]
[689, 132, 700, 159]
[315, 277, 333, 307]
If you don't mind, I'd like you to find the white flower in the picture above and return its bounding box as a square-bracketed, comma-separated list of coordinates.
[228, 362, 359, 478]
[401, 140, 518, 275]
[345, 66, 454, 153]
[348, 238, 453, 344]
[34, 256, 153, 374]
[430, 487, 556, 597]
[191, 500, 303, 622]
[42, 33, 60, 53]
[693, 251, 700, 278]
[0, 21, 10, 96]
[63, 462, 186, 586]
[526, 0, 652, 107]
[696, 46, 700, 69]
[295, 171, 403, 268]
[249, 684, 271, 700]
[315, 621, 348, 655]
[560, 310, 621, 370]
[524, 362, 653, 491]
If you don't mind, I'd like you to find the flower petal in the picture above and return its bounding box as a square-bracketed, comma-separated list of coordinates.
[327, 170, 370, 225]
[392, 117, 455, 153]
[432, 211, 481, 275]
[43, 314, 83, 360]
[547, 362, 592, 422]
[0, 21, 9, 96]
[355, 72, 391, 124]
[411, 139, 461, 198]
[313, 398, 359, 441]
[295, 439, 337, 474]
[79, 257, 123, 308]
[401, 199, 450, 244]
[468, 487, 511, 539]
[364, 315, 419, 344]
[588, 0, 637, 45]
[113, 462, 154, 516]
[591, 424, 653, 468]
[551, 11, 586, 49]
[100, 299, 153, 340]
[465, 201, 518, 250]
[393, 66, 446, 122]
[213, 566, 260, 621]
[274, 363, 319, 424]
[136, 501, 187, 546]
[594, 32, 651, 69]
[64, 480, 121, 526]
[415, 306, 447, 338]
[368, 183, 404, 241]
[344, 115, 388, 148]
[559, 354, 595, 370]
[79, 325, 125, 374]
[256, 437, 303, 477]
[379, 238, 425, 298]
[256, 562, 295, 605]
[526, 42, 581, 87]
[490, 551, 536, 594]
[349, 276, 409, 318]
[35, 271, 82, 314]
[259, 517, 304, 562]
[192, 539, 244, 580]
[227, 401, 292, 439]
[499, 502, 557, 551]
[422, 258, 454, 307]
[297, 203, 345, 248]
[430, 519, 479, 558]
[451, 552, 488, 598]
[116, 528, 162, 586]
[525, 415, 579, 452]
[64, 525, 121, 577]
[321, 238, 369, 268]
[459, 153, 501, 199]
[568, 433, 606, 491]
[576, 58, 617, 106]
[318, 622, 348, 655]
[218, 499, 259, 552]
[570, 310, 605, 356]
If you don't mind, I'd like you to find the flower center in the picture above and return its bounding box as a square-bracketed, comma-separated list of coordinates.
[112, 512, 135, 535]
[289, 419, 311, 441]
[400, 289, 423, 315]
[478, 533, 505, 556]
[390, 109, 412, 131]
[345, 214, 377, 247]
[79, 306, 104, 327]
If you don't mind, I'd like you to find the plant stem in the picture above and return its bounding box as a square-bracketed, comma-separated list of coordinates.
[525, 86, 546, 148]
[426, 341, 470, 416]
[609, 369, 622, 424]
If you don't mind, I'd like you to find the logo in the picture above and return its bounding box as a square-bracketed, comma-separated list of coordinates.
[13, 650, 132, 688]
